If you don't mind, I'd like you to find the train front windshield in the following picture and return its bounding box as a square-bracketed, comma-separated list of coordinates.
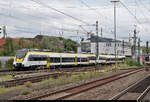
[16, 50, 28, 59]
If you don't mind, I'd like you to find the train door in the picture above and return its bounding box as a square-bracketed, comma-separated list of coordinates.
[87, 56, 90, 65]
[75, 56, 78, 66]
[47, 56, 50, 68]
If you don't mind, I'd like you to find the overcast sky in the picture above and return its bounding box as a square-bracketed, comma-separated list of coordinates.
[0, 0, 150, 45]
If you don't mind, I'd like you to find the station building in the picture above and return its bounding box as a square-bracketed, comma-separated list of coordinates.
[77, 35, 132, 57]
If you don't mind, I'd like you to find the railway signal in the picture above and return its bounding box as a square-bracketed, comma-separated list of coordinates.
[0, 25, 7, 38]
[0, 28, 2, 34]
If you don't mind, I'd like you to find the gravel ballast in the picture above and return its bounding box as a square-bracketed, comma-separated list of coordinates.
[8, 68, 149, 100]
[66, 70, 150, 100]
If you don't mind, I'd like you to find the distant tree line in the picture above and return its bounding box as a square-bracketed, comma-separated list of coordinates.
[0, 36, 78, 56]
[141, 46, 150, 54]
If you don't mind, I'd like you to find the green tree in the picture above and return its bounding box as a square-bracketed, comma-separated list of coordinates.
[141, 46, 150, 54]
[63, 39, 78, 52]
[3, 38, 15, 56]
[40, 37, 50, 49]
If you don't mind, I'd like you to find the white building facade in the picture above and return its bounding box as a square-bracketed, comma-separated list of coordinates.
[79, 35, 132, 57]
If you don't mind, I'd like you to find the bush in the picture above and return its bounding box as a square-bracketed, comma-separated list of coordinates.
[5, 59, 14, 68]
[24, 81, 32, 88]
[125, 58, 140, 66]
[20, 89, 32, 95]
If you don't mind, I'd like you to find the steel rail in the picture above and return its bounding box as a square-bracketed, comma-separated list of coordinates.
[109, 74, 150, 100]
[27, 68, 144, 100]
[137, 85, 150, 101]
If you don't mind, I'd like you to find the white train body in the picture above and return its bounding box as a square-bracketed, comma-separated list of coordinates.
[13, 49, 125, 69]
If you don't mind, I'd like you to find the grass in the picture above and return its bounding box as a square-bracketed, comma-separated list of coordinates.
[0, 62, 143, 96]
[112, 63, 146, 70]
[20, 89, 32, 95]
[0, 85, 23, 94]
[0, 75, 14, 81]
[24, 81, 32, 88]
[0, 81, 33, 95]
[0, 67, 111, 95]
[39, 69, 111, 88]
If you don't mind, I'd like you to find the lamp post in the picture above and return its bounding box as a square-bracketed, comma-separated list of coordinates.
[110, 0, 120, 70]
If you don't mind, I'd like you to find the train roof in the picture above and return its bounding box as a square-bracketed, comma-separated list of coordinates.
[17, 49, 126, 57]
[28, 51, 95, 56]
[19, 49, 95, 56]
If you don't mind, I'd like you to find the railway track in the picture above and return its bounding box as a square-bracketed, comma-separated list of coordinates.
[0, 66, 148, 88]
[0, 65, 110, 87]
[24, 68, 146, 100]
[0, 72, 68, 87]
[137, 85, 150, 101]
[110, 74, 150, 100]
[0, 65, 101, 76]
[0, 65, 147, 76]
[0, 69, 13, 73]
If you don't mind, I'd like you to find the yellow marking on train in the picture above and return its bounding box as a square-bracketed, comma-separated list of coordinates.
[87, 57, 90, 65]
[28, 51, 95, 56]
[46, 57, 50, 68]
[47, 56, 50, 68]
[75, 56, 78, 66]
[16, 58, 23, 62]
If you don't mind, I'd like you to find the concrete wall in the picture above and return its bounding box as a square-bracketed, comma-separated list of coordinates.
[0, 56, 14, 68]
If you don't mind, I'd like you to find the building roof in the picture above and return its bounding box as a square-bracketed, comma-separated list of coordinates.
[87, 35, 121, 43]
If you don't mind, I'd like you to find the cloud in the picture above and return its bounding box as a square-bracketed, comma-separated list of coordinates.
[0, 0, 149, 45]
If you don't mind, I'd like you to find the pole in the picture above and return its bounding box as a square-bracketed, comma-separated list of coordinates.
[114, 2, 117, 70]
[138, 38, 140, 64]
[111, 0, 119, 70]
[146, 41, 149, 55]
[146, 41, 149, 71]
[122, 40, 124, 55]
[96, 21, 99, 64]
[133, 28, 137, 61]
[2, 26, 6, 39]
[101, 27, 103, 37]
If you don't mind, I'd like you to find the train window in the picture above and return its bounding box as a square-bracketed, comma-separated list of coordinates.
[28, 55, 47, 61]
[145, 57, 149, 61]
[50, 57, 60, 63]
[99, 57, 106, 60]
[62, 57, 75, 62]
[89, 56, 96, 60]
[77, 58, 80, 62]
[28, 55, 33, 61]
[81, 58, 87, 62]
[42, 56, 47, 61]
[111, 58, 115, 61]
[39, 55, 47, 61]
[119, 58, 122, 61]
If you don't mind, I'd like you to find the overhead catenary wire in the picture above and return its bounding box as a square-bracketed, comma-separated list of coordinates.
[119, 1, 141, 25]
[29, 0, 91, 25]
[2, 0, 149, 41]
[135, 1, 150, 22]
[138, 0, 150, 12]
[1, 0, 93, 37]
[0, 9, 88, 36]
[119, 0, 147, 38]
[78, 0, 114, 35]
[78, 0, 113, 23]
